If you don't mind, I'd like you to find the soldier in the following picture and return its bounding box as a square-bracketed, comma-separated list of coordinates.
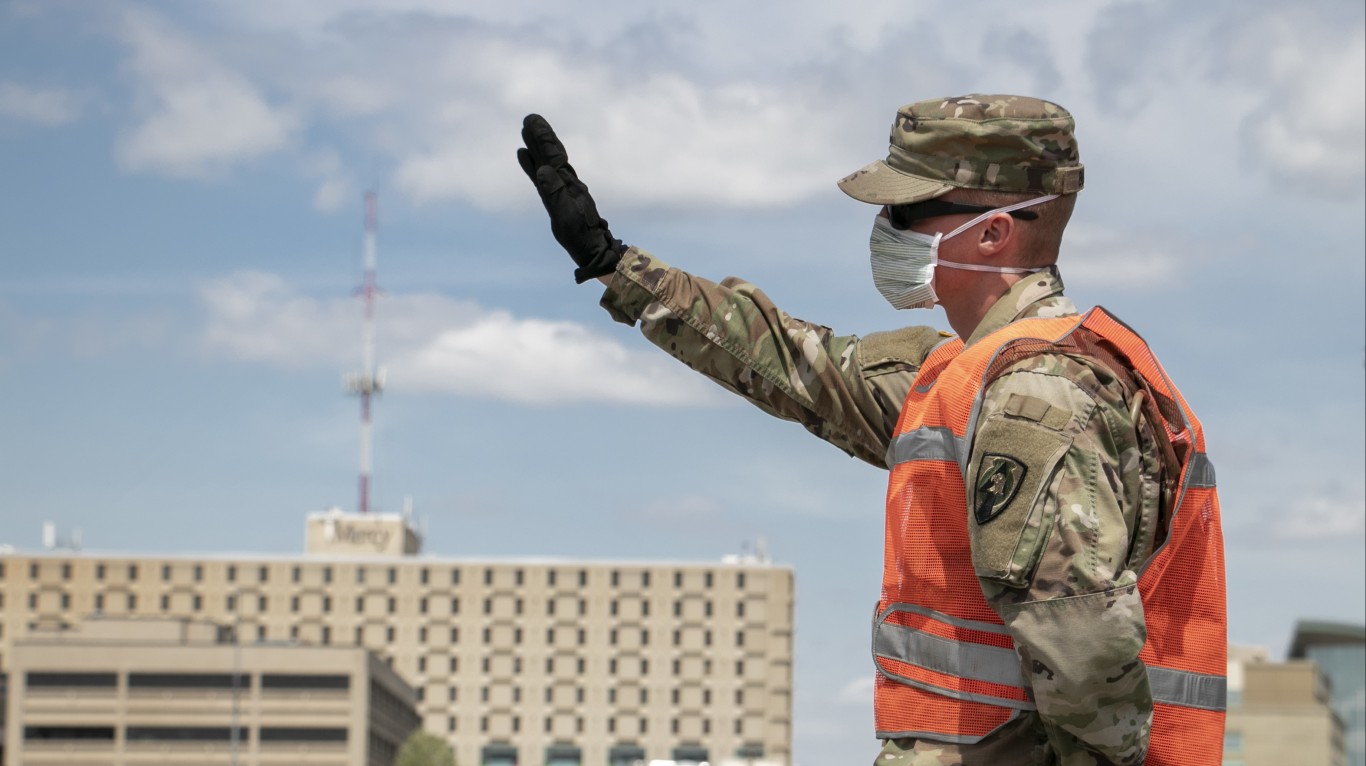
[517, 95, 1227, 765]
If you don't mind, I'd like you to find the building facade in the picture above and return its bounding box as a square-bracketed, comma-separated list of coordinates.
[0, 512, 795, 766]
[1225, 647, 1346, 766]
[5, 616, 419, 766]
[1292, 621, 1366, 766]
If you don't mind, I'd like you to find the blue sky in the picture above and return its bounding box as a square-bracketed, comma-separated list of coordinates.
[1, 0, 1363, 761]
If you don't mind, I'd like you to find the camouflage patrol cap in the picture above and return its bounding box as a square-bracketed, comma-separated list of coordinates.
[837, 94, 1084, 205]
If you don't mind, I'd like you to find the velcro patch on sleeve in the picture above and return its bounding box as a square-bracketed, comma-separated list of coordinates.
[967, 414, 1073, 587]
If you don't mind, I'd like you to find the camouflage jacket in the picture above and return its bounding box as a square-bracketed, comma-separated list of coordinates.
[601, 248, 1160, 766]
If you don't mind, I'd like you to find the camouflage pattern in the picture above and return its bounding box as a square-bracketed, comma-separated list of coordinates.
[601, 251, 1160, 766]
[838, 94, 1085, 206]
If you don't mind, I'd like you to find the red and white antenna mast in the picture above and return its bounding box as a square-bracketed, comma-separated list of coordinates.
[344, 191, 384, 513]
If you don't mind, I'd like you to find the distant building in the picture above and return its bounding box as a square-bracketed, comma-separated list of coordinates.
[0, 511, 795, 766]
[3, 616, 419, 766]
[1292, 621, 1366, 766]
[1225, 644, 1345, 766]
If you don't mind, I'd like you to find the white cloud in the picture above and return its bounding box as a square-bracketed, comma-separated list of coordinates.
[0, 81, 82, 125]
[115, 7, 298, 178]
[303, 149, 357, 214]
[1236, 19, 1365, 196]
[197, 270, 721, 406]
[1270, 491, 1366, 543]
[1058, 224, 1182, 290]
[835, 675, 874, 705]
[387, 36, 855, 211]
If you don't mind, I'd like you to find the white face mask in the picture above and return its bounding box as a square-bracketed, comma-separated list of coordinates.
[869, 195, 1058, 310]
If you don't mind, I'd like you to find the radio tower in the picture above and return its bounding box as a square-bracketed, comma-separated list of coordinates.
[344, 191, 384, 513]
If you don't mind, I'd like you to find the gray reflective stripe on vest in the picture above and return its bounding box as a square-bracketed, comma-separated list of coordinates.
[876, 620, 1226, 712]
[886, 426, 964, 468]
[1148, 666, 1226, 711]
[1188, 452, 1216, 489]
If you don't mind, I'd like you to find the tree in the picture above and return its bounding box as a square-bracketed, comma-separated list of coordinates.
[395, 729, 455, 766]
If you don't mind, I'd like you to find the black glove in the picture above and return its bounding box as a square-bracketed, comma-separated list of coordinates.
[517, 114, 628, 284]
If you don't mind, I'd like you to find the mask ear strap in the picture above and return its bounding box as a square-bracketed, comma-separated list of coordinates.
[936, 259, 1039, 274]
[943, 194, 1059, 240]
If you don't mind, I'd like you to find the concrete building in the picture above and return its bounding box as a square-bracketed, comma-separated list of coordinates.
[3, 616, 419, 766]
[1292, 621, 1366, 766]
[0, 511, 795, 766]
[1225, 645, 1345, 766]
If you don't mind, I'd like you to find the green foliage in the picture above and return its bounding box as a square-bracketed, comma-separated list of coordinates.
[395, 729, 455, 766]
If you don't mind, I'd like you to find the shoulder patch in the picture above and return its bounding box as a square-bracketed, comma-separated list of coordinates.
[974, 453, 1027, 524]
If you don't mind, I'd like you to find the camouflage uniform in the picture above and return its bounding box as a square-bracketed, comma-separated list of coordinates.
[520, 93, 1162, 764]
[600, 252, 1160, 765]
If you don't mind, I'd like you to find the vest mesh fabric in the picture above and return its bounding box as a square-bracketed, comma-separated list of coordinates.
[874, 309, 1226, 762]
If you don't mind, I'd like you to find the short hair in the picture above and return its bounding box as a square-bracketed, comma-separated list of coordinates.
[944, 188, 1077, 267]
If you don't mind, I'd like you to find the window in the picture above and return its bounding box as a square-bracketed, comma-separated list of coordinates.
[162, 564, 172, 581]
[94, 593, 103, 611]
[323, 566, 332, 583]
[484, 569, 493, 585]
[674, 571, 683, 587]
[193, 565, 203, 581]
[387, 567, 396, 584]
[355, 597, 364, 613]
[611, 570, 620, 587]
[61, 593, 71, 609]
[737, 572, 746, 588]
[548, 570, 557, 586]
[448, 715, 457, 732]
[611, 600, 619, 616]
[192, 595, 202, 611]
[387, 597, 396, 614]
[292, 566, 301, 583]
[259, 727, 347, 743]
[450, 567, 460, 585]
[129, 564, 139, 581]
[420, 598, 428, 614]
[736, 630, 745, 646]
[449, 687, 458, 702]
[226, 565, 236, 582]
[387, 626, 395, 642]
[262, 674, 349, 690]
[323, 596, 331, 613]
[642, 571, 651, 587]
[291, 597, 300, 612]
[160, 595, 169, 611]
[127, 594, 137, 610]
[449, 657, 459, 672]
[257, 566, 268, 583]
[418, 657, 427, 672]
[322, 626, 331, 644]
[578, 569, 587, 587]
[450, 627, 460, 643]
[420, 568, 429, 585]
[27, 672, 118, 688]
[258, 595, 267, 611]
[96, 564, 105, 580]
[357, 568, 366, 584]
[515, 568, 524, 586]
[62, 563, 72, 580]
[737, 601, 745, 618]
[451, 597, 460, 614]
[705, 571, 714, 588]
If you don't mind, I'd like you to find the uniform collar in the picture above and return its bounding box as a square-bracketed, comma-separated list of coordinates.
[963, 266, 1074, 347]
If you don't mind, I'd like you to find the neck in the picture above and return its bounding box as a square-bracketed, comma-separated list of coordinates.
[942, 272, 1027, 340]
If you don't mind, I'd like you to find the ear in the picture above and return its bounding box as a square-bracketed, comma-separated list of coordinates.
[977, 212, 1016, 258]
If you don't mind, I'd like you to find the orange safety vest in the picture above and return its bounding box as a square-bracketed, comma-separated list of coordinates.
[874, 307, 1226, 764]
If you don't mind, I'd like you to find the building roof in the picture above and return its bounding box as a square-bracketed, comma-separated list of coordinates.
[1290, 619, 1366, 658]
